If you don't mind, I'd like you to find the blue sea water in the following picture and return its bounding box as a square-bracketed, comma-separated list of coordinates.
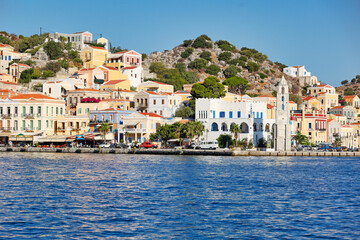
[0, 153, 359, 239]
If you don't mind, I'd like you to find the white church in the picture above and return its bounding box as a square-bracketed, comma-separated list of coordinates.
[195, 76, 291, 150]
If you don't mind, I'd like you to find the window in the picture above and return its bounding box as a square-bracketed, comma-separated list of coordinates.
[37, 106, 41, 116]
[154, 100, 156, 105]
[60, 108, 63, 115]
[22, 106, 26, 115]
[38, 120, 41, 130]
[30, 106, 33, 114]
[160, 110, 163, 115]
[256, 112, 259, 118]
[78, 108, 82, 114]
[309, 123, 312, 129]
[213, 111, 216, 118]
[46, 120, 49, 128]
[229, 111, 233, 118]
[162, 99, 164, 104]
[237, 111, 241, 118]
[51, 107, 53, 115]
[56, 107, 59, 115]
[14, 107, 18, 115]
[260, 112, 263, 118]
[219, 111, 225, 118]
[49, 88, 51, 94]
[46, 107, 48, 115]
[22, 120, 25, 129]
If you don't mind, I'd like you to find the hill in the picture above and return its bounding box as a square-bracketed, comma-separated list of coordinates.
[336, 75, 360, 96]
[143, 34, 301, 95]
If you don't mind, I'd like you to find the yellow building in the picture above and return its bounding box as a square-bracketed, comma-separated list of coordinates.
[253, 95, 277, 106]
[308, 84, 338, 112]
[175, 90, 192, 104]
[340, 125, 356, 148]
[0, 73, 13, 83]
[9, 63, 30, 83]
[55, 115, 89, 136]
[289, 101, 297, 111]
[301, 96, 321, 110]
[77, 99, 132, 114]
[329, 114, 347, 125]
[138, 81, 174, 93]
[100, 79, 130, 91]
[343, 95, 360, 108]
[80, 46, 108, 68]
[351, 122, 360, 148]
[291, 112, 327, 145]
[98, 66, 129, 82]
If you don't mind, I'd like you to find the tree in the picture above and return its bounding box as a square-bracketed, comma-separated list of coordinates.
[44, 41, 63, 60]
[193, 121, 205, 143]
[19, 68, 34, 83]
[341, 80, 348, 85]
[180, 47, 194, 59]
[183, 40, 193, 47]
[289, 94, 303, 106]
[223, 65, 240, 78]
[42, 70, 55, 79]
[175, 63, 187, 72]
[45, 61, 61, 73]
[344, 88, 355, 96]
[218, 51, 232, 62]
[217, 134, 234, 148]
[230, 123, 240, 147]
[110, 45, 125, 53]
[175, 106, 194, 119]
[188, 58, 208, 70]
[192, 35, 212, 48]
[99, 123, 110, 142]
[199, 51, 212, 61]
[206, 64, 221, 76]
[259, 73, 267, 79]
[293, 132, 309, 146]
[274, 61, 287, 71]
[245, 61, 260, 72]
[334, 137, 342, 147]
[223, 76, 250, 94]
[191, 76, 226, 99]
[155, 124, 177, 146]
[182, 121, 197, 144]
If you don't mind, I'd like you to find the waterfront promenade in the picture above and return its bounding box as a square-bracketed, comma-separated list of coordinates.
[1, 147, 360, 157]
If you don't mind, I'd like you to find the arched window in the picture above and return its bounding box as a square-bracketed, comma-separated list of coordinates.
[211, 122, 219, 131]
[253, 123, 257, 132]
[260, 123, 263, 131]
[282, 104, 284, 110]
[282, 87, 285, 94]
[221, 123, 228, 131]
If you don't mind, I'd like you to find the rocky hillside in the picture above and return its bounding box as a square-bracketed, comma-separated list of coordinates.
[143, 34, 301, 95]
[335, 75, 360, 96]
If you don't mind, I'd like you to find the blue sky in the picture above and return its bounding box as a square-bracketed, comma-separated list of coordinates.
[1, 0, 359, 86]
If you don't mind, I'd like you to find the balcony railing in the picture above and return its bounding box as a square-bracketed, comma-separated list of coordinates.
[24, 114, 34, 119]
[1, 114, 12, 119]
[89, 119, 113, 124]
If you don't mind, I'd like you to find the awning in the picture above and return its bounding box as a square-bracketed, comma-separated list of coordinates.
[124, 121, 140, 126]
[61, 84, 72, 91]
[37, 136, 69, 143]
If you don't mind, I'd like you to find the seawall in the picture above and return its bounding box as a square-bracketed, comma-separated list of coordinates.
[1, 147, 360, 157]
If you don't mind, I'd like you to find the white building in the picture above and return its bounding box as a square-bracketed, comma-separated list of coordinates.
[195, 98, 275, 147]
[122, 66, 143, 88]
[283, 66, 311, 78]
[48, 31, 93, 50]
[134, 91, 181, 118]
[43, 78, 86, 99]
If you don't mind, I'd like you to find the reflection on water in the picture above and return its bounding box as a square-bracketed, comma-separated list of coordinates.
[0, 153, 359, 239]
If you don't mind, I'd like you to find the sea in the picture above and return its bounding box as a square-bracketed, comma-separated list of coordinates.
[0, 153, 359, 239]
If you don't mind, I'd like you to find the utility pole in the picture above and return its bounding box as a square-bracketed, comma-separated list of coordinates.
[40, 27, 42, 36]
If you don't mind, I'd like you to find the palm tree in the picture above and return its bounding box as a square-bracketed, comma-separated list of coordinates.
[99, 123, 110, 142]
[124, 131, 129, 144]
[334, 137, 342, 147]
[230, 123, 240, 147]
[183, 121, 196, 144]
[293, 131, 309, 146]
[194, 121, 205, 143]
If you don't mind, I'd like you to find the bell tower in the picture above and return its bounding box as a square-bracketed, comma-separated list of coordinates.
[275, 76, 291, 151]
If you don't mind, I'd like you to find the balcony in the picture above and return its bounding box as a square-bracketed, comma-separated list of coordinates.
[89, 119, 113, 124]
[1, 114, 12, 119]
[120, 128, 146, 133]
[57, 127, 66, 132]
[24, 114, 34, 119]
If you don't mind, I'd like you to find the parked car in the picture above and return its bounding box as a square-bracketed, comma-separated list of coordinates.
[110, 143, 129, 148]
[99, 143, 111, 148]
[198, 141, 219, 150]
[189, 143, 199, 149]
[140, 142, 158, 148]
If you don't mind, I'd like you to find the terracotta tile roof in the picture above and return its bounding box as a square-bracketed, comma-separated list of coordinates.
[267, 104, 274, 109]
[0, 43, 13, 48]
[342, 125, 352, 128]
[139, 112, 162, 118]
[150, 81, 170, 85]
[332, 114, 344, 117]
[303, 96, 316, 101]
[117, 89, 135, 92]
[99, 107, 117, 111]
[145, 91, 158, 95]
[122, 66, 137, 70]
[101, 98, 130, 102]
[11, 63, 30, 67]
[102, 66, 119, 71]
[0, 73, 9, 76]
[179, 119, 190, 124]
[89, 46, 107, 50]
[175, 90, 190, 94]
[0, 81, 18, 85]
[344, 95, 357, 99]
[10, 94, 57, 100]
[115, 50, 130, 54]
[71, 88, 101, 92]
[331, 106, 345, 109]
[258, 94, 275, 98]
[79, 68, 95, 71]
[351, 122, 360, 125]
[103, 80, 126, 85]
[292, 66, 303, 68]
[289, 101, 296, 104]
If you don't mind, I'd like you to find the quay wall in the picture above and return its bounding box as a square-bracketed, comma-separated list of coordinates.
[0, 147, 360, 157]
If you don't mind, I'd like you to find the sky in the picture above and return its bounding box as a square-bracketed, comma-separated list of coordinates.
[1, 0, 359, 87]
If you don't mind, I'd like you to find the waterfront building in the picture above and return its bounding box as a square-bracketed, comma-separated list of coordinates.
[275, 76, 291, 151]
[138, 81, 174, 93]
[0, 94, 66, 140]
[134, 91, 181, 118]
[340, 124, 357, 148]
[54, 115, 89, 136]
[77, 99, 132, 115]
[329, 105, 355, 124]
[119, 112, 180, 143]
[195, 98, 275, 147]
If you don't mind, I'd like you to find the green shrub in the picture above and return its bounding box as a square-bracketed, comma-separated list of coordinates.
[223, 65, 240, 78]
[199, 51, 212, 61]
[183, 40, 193, 47]
[192, 35, 212, 48]
[44, 41, 63, 60]
[206, 64, 221, 76]
[45, 61, 61, 73]
[245, 61, 260, 72]
[218, 51, 232, 62]
[180, 47, 194, 59]
[259, 73, 267, 79]
[188, 58, 208, 70]
[42, 70, 55, 79]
